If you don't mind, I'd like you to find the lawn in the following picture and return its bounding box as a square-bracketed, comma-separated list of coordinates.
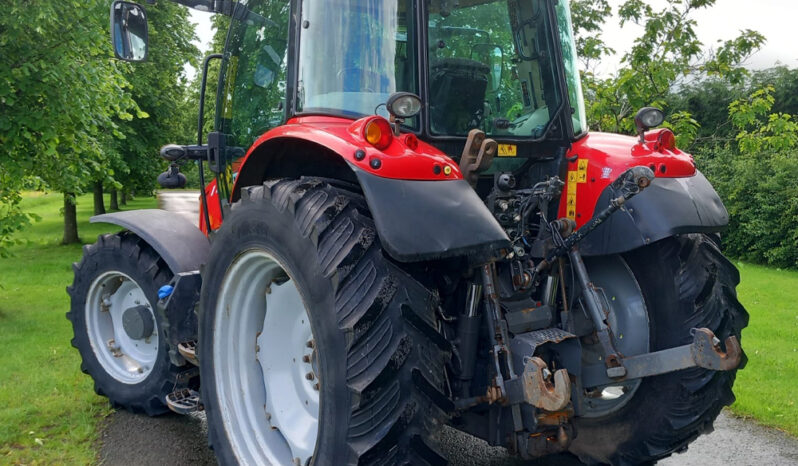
[731, 262, 798, 435]
[0, 192, 157, 464]
[0, 192, 795, 464]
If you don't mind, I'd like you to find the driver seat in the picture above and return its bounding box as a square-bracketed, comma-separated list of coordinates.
[429, 58, 490, 134]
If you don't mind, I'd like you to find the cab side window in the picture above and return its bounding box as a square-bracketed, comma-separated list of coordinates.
[218, 1, 290, 150]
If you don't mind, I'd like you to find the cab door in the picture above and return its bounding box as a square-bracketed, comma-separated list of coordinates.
[214, 0, 292, 201]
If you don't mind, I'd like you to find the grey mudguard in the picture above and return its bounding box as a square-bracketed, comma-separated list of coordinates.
[354, 169, 511, 262]
[90, 209, 210, 273]
[580, 170, 728, 256]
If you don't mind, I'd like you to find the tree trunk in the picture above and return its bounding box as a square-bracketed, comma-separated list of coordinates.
[93, 181, 106, 215]
[121, 189, 128, 206]
[110, 188, 120, 211]
[62, 193, 80, 245]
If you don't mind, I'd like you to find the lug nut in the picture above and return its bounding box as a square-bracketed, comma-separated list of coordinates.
[302, 355, 311, 363]
[314, 383, 320, 391]
[305, 372, 315, 381]
[306, 340, 314, 349]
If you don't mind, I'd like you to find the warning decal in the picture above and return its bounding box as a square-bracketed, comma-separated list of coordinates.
[566, 159, 589, 220]
[577, 159, 589, 183]
[497, 144, 517, 157]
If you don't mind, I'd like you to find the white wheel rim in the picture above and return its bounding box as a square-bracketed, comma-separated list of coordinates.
[85, 272, 159, 383]
[213, 249, 319, 466]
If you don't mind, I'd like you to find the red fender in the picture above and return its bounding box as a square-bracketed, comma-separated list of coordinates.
[558, 130, 697, 228]
[237, 115, 461, 182]
[201, 115, 462, 233]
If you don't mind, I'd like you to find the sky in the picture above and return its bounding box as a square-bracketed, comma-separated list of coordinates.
[185, 0, 797, 79]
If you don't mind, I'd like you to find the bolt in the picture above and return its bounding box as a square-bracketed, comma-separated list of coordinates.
[302, 355, 311, 363]
[305, 372, 315, 381]
[712, 336, 721, 346]
[306, 340, 314, 349]
[542, 368, 552, 380]
[314, 383, 320, 391]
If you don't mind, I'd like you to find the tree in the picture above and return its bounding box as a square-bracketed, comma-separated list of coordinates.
[111, 2, 199, 201]
[571, 0, 765, 137]
[700, 86, 798, 267]
[1, 0, 198, 247]
[0, 0, 142, 245]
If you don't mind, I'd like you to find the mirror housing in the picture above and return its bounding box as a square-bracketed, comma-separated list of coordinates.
[111, 1, 149, 62]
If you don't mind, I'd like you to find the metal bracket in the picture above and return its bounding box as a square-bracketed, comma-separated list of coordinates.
[519, 357, 571, 411]
[581, 327, 742, 388]
[459, 129, 497, 187]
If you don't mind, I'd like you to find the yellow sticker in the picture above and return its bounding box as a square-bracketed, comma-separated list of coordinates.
[566, 172, 578, 220]
[497, 144, 517, 157]
[567, 171, 578, 191]
[567, 193, 577, 208]
[577, 159, 589, 183]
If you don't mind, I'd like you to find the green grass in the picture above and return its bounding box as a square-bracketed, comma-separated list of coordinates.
[0, 193, 795, 464]
[0, 192, 157, 464]
[730, 262, 798, 435]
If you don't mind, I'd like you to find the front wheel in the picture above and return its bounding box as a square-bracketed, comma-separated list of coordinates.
[569, 234, 749, 465]
[198, 178, 451, 465]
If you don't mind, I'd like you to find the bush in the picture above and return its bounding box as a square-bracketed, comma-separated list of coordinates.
[695, 85, 798, 268]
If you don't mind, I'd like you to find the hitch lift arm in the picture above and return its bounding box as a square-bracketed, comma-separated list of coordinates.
[581, 327, 742, 388]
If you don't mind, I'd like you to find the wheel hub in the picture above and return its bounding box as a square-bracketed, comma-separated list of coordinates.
[122, 305, 155, 340]
[578, 256, 650, 417]
[85, 272, 159, 383]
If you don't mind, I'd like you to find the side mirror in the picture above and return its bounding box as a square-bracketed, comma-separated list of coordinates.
[110, 1, 149, 62]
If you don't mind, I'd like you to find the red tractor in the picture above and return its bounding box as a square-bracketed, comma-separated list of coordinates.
[67, 0, 747, 464]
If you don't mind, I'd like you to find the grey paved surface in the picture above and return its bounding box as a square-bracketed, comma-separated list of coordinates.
[99, 410, 798, 465]
[96, 192, 798, 465]
[157, 190, 201, 226]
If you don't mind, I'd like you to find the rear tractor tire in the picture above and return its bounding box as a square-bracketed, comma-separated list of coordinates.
[569, 234, 749, 465]
[67, 233, 189, 416]
[198, 178, 452, 465]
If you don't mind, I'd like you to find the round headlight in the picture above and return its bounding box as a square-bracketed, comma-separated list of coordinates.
[386, 92, 422, 119]
[635, 107, 665, 131]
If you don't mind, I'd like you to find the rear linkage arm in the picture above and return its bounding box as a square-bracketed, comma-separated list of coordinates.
[461, 166, 741, 417]
[457, 167, 658, 412]
[538, 166, 741, 382]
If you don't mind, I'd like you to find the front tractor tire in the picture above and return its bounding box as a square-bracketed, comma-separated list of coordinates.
[198, 178, 451, 466]
[67, 233, 187, 416]
[570, 234, 749, 465]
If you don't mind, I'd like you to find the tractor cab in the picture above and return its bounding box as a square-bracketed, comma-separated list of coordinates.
[218, 0, 587, 146]
[115, 0, 585, 157]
